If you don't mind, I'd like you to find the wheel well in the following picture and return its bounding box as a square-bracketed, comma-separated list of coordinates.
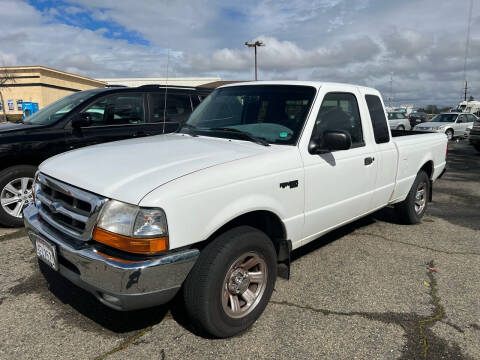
[0, 160, 39, 173]
[207, 210, 287, 250]
[420, 161, 434, 179]
[200, 210, 291, 279]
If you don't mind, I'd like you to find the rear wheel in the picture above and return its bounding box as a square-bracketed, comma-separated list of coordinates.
[474, 144, 480, 152]
[183, 226, 277, 338]
[0, 165, 36, 227]
[395, 171, 430, 224]
[397, 125, 405, 131]
[445, 129, 453, 141]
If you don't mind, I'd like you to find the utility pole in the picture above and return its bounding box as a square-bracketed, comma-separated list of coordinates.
[463, 0, 473, 102]
[245, 40, 265, 80]
[389, 72, 393, 108]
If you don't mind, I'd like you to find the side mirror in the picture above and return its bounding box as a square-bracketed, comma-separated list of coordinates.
[71, 113, 92, 128]
[309, 130, 352, 154]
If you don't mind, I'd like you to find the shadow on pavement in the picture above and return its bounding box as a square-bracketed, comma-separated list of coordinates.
[38, 261, 170, 333]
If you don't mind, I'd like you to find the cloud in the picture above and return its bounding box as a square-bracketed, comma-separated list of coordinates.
[184, 35, 380, 73]
[0, 0, 479, 106]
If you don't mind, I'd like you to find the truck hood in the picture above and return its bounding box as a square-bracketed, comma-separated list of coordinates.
[40, 133, 272, 204]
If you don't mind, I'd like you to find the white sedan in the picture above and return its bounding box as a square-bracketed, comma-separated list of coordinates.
[414, 113, 476, 140]
[388, 112, 411, 130]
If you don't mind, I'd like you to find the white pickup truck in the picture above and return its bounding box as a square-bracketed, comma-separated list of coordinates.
[24, 81, 447, 338]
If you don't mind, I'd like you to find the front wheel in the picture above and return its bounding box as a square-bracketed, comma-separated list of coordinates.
[397, 125, 405, 131]
[183, 226, 277, 338]
[445, 129, 453, 141]
[395, 171, 430, 224]
[0, 165, 36, 227]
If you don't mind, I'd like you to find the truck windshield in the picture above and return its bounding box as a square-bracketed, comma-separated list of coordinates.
[430, 114, 458, 123]
[23, 90, 100, 126]
[181, 85, 316, 145]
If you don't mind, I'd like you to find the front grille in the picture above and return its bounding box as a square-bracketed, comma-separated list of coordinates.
[35, 173, 107, 241]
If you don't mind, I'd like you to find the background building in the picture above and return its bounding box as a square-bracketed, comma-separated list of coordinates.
[98, 77, 221, 88]
[0, 66, 106, 121]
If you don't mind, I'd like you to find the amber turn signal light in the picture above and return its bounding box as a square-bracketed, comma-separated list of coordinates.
[93, 227, 168, 254]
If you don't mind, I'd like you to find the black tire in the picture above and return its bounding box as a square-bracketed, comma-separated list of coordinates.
[474, 144, 480, 153]
[397, 125, 405, 131]
[395, 171, 430, 224]
[183, 226, 277, 338]
[0, 165, 36, 227]
[445, 129, 453, 141]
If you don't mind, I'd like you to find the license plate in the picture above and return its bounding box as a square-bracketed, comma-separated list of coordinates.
[32, 234, 58, 271]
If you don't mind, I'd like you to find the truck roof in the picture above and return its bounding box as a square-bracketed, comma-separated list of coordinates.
[219, 80, 379, 94]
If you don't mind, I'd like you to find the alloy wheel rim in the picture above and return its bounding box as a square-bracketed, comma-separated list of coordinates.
[414, 182, 427, 215]
[1, 177, 34, 218]
[446, 131, 453, 140]
[222, 251, 268, 319]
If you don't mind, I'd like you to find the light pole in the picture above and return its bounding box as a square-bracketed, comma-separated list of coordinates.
[245, 40, 265, 80]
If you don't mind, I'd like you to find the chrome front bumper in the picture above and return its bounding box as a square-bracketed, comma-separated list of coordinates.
[24, 204, 199, 311]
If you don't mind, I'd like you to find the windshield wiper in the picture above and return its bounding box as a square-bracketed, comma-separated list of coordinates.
[208, 127, 270, 147]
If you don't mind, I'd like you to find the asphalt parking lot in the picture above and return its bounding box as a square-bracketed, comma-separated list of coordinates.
[0, 141, 479, 360]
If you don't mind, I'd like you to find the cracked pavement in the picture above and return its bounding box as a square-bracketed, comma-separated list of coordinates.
[0, 141, 479, 360]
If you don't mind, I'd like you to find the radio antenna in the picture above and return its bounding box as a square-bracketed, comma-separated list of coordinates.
[163, 47, 170, 133]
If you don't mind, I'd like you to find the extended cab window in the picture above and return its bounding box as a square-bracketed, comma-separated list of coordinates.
[365, 95, 390, 144]
[82, 94, 145, 125]
[312, 92, 364, 148]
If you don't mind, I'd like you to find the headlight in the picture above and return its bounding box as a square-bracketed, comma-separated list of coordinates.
[94, 200, 168, 254]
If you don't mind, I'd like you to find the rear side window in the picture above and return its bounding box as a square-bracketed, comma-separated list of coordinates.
[365, 95, 390, 144]
[467, 114, 477, 122]
[149, 93, 193, 124]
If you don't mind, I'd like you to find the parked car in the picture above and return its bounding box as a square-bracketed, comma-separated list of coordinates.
[408, 112, 429, 126]
[414, 112, 475, 140]
[387, 111, 411, 130]
[25, 81, 447, 338]
[0, 85, 211, 227]
[468, 116, 480, 152]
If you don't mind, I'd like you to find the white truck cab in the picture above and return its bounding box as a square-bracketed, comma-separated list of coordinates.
[24, 81, 447, 338]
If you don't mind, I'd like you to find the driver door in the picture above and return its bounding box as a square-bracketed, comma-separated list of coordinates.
[300, 87, 377, 245]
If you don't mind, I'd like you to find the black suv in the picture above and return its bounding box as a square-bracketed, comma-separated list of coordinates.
[0, 85, 211, 227]
[408, 112, 429, 127]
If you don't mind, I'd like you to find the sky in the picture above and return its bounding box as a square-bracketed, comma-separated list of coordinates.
[0, 0, 479, 107]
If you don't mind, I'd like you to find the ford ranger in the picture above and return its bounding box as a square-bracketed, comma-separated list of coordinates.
[24, 82, 447, 338]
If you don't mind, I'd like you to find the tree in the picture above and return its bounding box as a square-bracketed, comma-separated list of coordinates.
[0, 67, 16, 123]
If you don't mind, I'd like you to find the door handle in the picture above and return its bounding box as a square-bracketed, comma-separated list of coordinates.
[364, 157, 375, 165]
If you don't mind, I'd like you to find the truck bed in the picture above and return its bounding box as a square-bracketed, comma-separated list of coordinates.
[389, 131, 447, 203]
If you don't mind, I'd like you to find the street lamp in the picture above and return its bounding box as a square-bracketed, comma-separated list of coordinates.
[245, 40, 265, 81]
